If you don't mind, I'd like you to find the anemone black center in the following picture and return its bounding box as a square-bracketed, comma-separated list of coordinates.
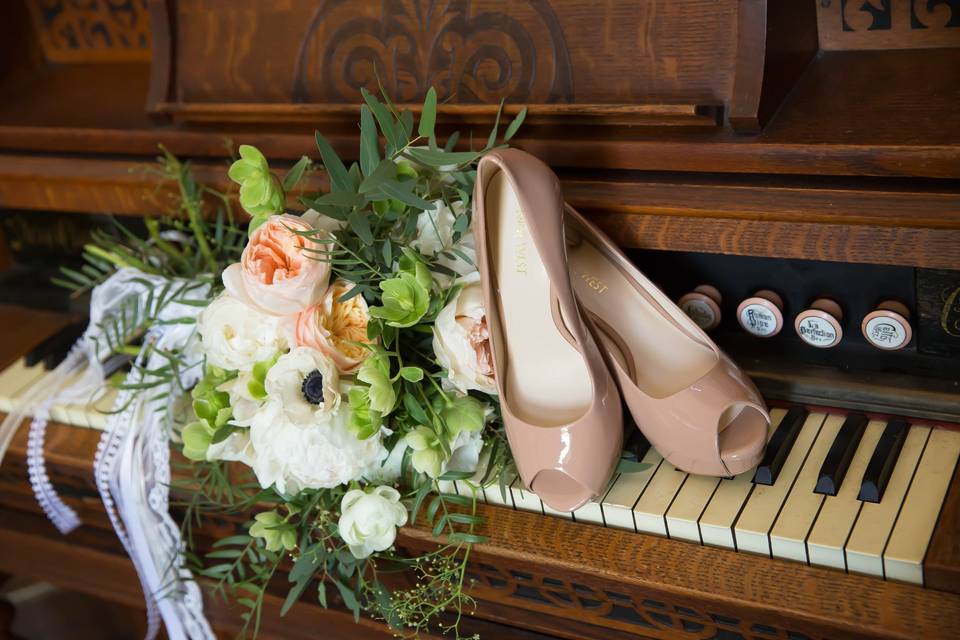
[301, 369, 325, 405]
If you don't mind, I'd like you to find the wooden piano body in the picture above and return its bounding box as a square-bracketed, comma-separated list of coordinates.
[1, 1, 959, 638]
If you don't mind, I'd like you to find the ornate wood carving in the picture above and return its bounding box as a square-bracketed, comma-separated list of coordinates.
[291, 0, 573, 106]
[25, 0, 151, 63]
[819, 0, 960, 50]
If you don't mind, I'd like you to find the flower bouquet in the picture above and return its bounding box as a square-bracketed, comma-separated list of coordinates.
[50, 88, 528, 638]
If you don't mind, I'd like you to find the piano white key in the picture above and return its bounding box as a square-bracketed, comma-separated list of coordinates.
[482, 468, 517, 508]
[665, 474, 720, 543]
[698, 408, 787, 549]
[0, 359, 48, 412]
[572, 476, 618, 525]
[844, 425, 930, 577]
[883, 428, 960, 585]
[769, 414, 845, 563]
[734, 412, 827, 556]
[49, 369, 87, 425]
[600, 447, 663, 532]
[632, 460, 688, 536]
[87, 386, 119, 430]
[806, 420, 886, 569]
[436, 479, 457, 494]
[542, 499, 573, 520]
[509, 477, 543, 515]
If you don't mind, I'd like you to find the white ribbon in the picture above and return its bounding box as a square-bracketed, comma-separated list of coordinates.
[0, 268, 215, 640]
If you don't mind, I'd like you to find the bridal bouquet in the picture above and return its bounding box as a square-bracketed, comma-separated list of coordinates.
[61, 89, 526, 638]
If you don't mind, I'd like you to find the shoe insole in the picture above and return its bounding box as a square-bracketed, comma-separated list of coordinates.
[567, 233, 717, 399]
[486, 172, 592, 426]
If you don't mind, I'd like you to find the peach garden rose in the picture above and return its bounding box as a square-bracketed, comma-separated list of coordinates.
[296, 279, 374, 373]
[223, 213, 331, 315]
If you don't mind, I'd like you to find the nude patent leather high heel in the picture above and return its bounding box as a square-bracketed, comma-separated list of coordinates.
[564, 205, 770, 477]
[473, 149, 623, 511]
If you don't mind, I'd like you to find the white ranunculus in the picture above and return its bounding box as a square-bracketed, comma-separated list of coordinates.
[411, 200, 476, 284]
[432, 271, 496, 395]
[198, 293, 289, 371]
[338, 486, 408, 559]
[264, 347, 340, 424]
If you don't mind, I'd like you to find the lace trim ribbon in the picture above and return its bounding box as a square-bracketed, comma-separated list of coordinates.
[0, 269, 215, 640]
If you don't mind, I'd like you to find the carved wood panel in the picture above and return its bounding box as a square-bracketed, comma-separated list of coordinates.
[25, 0, 152, 62]
[157, 0, 741, 123]
[818, 0, 960, 50]
[464, 560, 818, 640]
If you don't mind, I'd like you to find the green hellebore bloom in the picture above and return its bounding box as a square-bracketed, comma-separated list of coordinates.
[347, 386, 383, 440]
[405, 426, 446, 479]
[368, 272, 429, 328]
[356, 352, 396, 415]
[181, 420, 215, 461]
[249, 511, 297, 552]
[228, 144, 285, 217]
[398, 248, 433, 292]
[440, 394, 486, 437]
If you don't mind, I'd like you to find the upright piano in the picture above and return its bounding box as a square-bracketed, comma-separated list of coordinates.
[0, 1, 958, 638]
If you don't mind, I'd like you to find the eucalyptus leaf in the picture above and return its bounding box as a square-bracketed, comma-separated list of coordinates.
[359, 105, 379, 178]
[358, 159, 396, 194]
[503, 106, 528, 141]
[406, 147, 482, 167]
[314, 132, 352, 193]
[418, 87, 437, 140]
[377, 180, 433, 210]
[282, 155, 311, 192]
[361, 88, 402, 153]
[486, 99, 504, 149]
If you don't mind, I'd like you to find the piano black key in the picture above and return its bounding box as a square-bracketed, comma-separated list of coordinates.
[623, 428, 651, 462]
[858, 419, 909, 503]
[753, 406, 808, 485]
[814, 413, 868, 496]
[27, 321, 86, 370]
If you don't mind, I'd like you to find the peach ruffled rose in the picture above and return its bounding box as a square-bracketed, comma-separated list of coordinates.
[296, 279, 374, 373]
[223, 213, 332, 316]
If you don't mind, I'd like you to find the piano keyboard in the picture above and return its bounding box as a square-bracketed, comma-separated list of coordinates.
[0, 357, 117, 430]
[3, 353, 958, 588]
[443, 407, 960, 587]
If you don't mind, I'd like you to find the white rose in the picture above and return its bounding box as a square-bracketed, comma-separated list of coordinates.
[246, 388, 387, 494]
[432, 271, 496, 395]
[264, 347, 340, 424]
[411, 200, 476, 285]
[338, 486, 408, 559]
[198, 293, 289, 371]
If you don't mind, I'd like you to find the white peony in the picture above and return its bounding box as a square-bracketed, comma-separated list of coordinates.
[338, 486, 408, 559]
[432, 271, 496, 394]
[245, 399, 387, 494]
[198, 292, 289, 371]
[411, 200, 476, 285]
